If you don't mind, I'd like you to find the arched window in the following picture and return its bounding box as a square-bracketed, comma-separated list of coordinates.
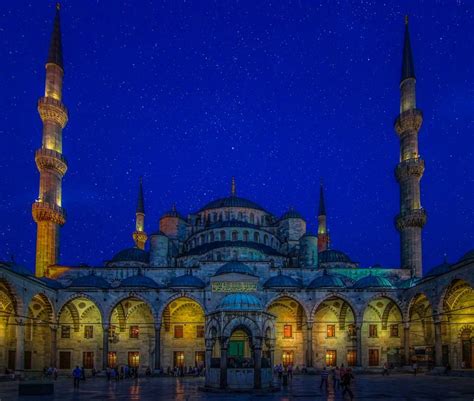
[219, 213, 223, 222]
[263, 234, 269, 245]
[220, 231, 226, 241]
[254, 232, 260, 243]
[250, 213, 255, 224]
[232, 231, 238, 241]
[238, 212, 243, 220]
[225, 211, 230, 220]
[209, 232, 215, 242]
[213, 212, 217, 222]
[243, 231, 249, 242]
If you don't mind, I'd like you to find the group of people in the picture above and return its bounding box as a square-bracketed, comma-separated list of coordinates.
[320, 365, 355, 401]
[43, 366, 59, 380]
[164, 365, 204, 377]
[105, 365, 139, 381]
[274, 363, 294, 382]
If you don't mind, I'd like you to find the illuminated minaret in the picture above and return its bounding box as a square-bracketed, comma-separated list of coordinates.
[133, 178, 147, 249]
[394, 16, 426, 278]
[231, 176, 236, 196]
[317, 183, 330, 252]
[32, 4, 68, 277]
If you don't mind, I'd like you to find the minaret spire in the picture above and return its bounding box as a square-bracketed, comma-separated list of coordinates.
[317, 182, 330, 252]
[133, 177, 148, 250]
[231, 176, 236, 197]
[394, 16, 426, 278]
[32, 4, 68, 277]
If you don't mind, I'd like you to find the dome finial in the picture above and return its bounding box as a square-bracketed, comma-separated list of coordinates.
[231, 176, 236, 196]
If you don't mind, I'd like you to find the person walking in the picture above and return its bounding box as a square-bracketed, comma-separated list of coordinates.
[287, 364, 293, 382]
[382, 361, 389, 376]
[333, 366, 341, 390]
[72, 366, 81, 389]
[320, 367, 329, 391]
[412, 361, 418, 376]
[341, 368, 354, 401]
[53, 367, 58, 380]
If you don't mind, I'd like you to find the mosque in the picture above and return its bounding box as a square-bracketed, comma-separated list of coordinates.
[0, 6, 472, 390]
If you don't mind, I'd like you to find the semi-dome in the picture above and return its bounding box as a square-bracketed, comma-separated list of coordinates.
[110, 247, 149, 264]
[308, 273, 345, 289]
[218, 293, 262, 311]
[120, 275, 162, 289]
[319, 249, 353, 264]
[280, 209, 304, 220]
[214, 261, 256, 277]
[69, 274, 110, 289]
[199, 196, 266, 212]
[460, 249, 474, 262]
[168, 274, 205, 289]
[353, 275, 394, 289]
[263, 274, 302, 289]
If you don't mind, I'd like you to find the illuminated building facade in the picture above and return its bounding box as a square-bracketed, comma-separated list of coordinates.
[0, 7, 473, 389]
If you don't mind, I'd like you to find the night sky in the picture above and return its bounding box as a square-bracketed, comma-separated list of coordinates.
[0, 1, 472, 273]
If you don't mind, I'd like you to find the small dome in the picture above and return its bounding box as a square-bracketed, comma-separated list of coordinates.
[214, 261, 256, 277]
[168, 274, 205, 289]
[38, 277, 63, 289]
[319, 249, 353, 264]
[120, 275, 162, 289]
[264, 274, 302, 289]
[110, 247, 149, 264]
[460, 249, 474, 262]
[69, 274, 110, 289]
[199, 196, 266, 212]
[426, 261, 451, 277]
[218, 293, 262, 311]
[308, 273, 345, 289]
[353, 275, 394, 289]
[280, 209, 304, 220]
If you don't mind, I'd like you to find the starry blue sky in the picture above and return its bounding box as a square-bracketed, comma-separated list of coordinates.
[0, 1, 472, 273]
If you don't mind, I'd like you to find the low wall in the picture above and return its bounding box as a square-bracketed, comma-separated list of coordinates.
[228, 368, 253, 389]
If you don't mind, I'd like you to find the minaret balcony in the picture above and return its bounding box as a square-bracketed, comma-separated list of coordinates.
[395, 158, 424, 181]
[38, 96, 68, 128]
[35, 148, 68, 176]
[394, 109, 423, 136]
[395, 209, 427, 231]
[32, 201, 66, 225]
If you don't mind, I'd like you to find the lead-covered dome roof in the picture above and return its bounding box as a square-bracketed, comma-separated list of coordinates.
[308, 273, 346, 289]
[218, 293, 262, 311]
[319, 249, 353, 264]
[280, 209, 304, 220]
[214, 261, 256, 277]
[199, 196, 266, 212]
[263, 274, 302, 289]
[168, 274, 205, 289]
[120, 275, 162, 289]
[110, 247, 149, 264]
[353, 275, 394, 289]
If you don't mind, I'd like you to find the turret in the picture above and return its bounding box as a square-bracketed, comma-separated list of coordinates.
[394, 16, 426, 278]
[299, 234, 318, 268]
[32, 4, 68, 277]
[317, 183, 330, 252]
[132, 178, 147, 249]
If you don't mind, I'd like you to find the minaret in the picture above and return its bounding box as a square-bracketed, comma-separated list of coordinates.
[394, 16, 426, 278]
[133, 178, 147, 249]
[32, 4, 68, 277]
[317, 183, 330, 252]
[231, 176, 236, 196]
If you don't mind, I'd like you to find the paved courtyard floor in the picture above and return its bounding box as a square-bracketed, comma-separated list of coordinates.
[0, 374, 473, 401]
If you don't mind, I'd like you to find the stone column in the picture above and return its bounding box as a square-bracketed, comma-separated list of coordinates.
[15, 319, 25, 374]
[306, 321, 313, 368]
[154, 324, 161, 370]
[102, 324, 109, 370]
[434, 321, 443, 367]
[404, 324, 410, 365]
[0, 318, 7, 368]
[219, 340, 227, 389]
[50, 325, 58, 367]
[356, 324, 362, 367]
[205, 339, 214, 387]
[253, 342, 262, 389]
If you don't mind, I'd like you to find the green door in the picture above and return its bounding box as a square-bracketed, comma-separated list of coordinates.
[228, 341, 244, 357]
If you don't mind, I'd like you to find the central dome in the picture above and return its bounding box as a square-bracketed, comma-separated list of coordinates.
[218, 293, 262, 311]
[199, 196, 266, 212]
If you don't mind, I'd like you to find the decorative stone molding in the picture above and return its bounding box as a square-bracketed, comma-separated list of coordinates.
[37, 97, 68, 128]
[395, 158, 424, 181]
[32, 201, 66, 225]
[35, 148, 68, 176]
[394, 109, 423, 136]
[395, 209, 427, 230]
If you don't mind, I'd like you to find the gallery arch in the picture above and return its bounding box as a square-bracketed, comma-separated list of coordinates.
[313, 296, 357, 368]
[160, 297, 206, 371]
[0, 279, 18, 371]
[361, 296, 403, 367]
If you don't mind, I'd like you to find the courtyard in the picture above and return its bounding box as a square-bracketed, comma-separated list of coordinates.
[0, 374, 473, 401]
